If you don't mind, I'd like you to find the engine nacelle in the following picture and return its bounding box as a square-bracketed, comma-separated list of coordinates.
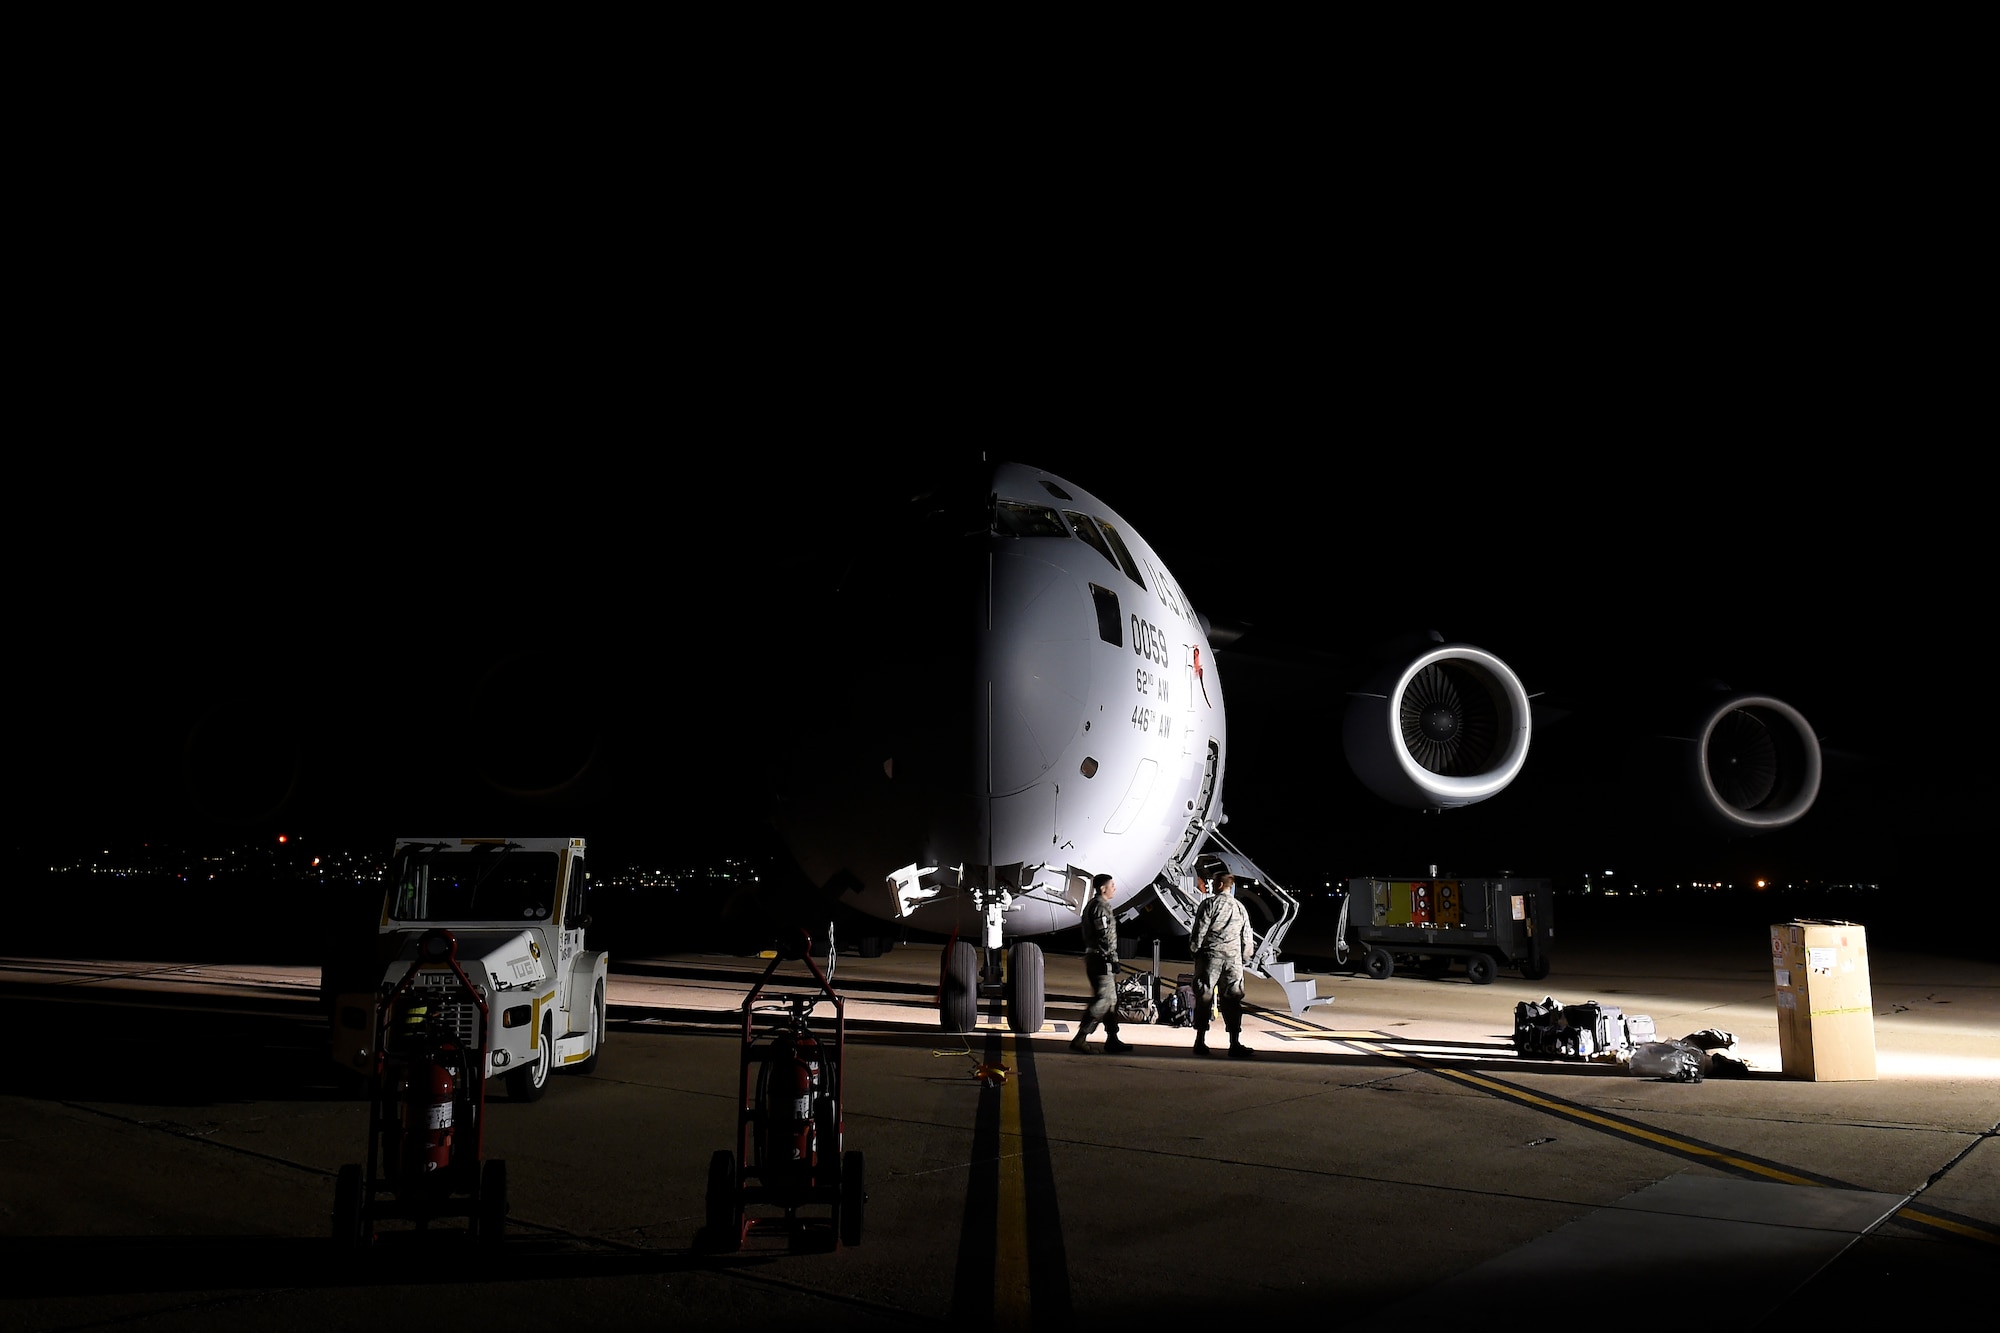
[1343, 643, 1533, 809]
[1675, 692, 1822, 834]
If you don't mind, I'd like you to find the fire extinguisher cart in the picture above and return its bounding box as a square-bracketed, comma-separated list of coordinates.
[705, 931, 864, 1253]
[332, 927, 507, 1248]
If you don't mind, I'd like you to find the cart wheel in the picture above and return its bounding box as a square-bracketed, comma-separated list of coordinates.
[507, 1015, 553, 1101]
[1466, 954, 1497, 985]
[1005, 942, 1045, 1034]
[477, 1159, 508, 1246]
[1521, 957, 1551, 982]
[332, 1163, 367, 1249]
[942, 941, 980, 1033]
[839, 1150, 865, 1247]
[706, 1149, 742, 1252]
[1365, 946, 1395, 981]
[576, 981, 605, 1075]
[814, 1091, 840, 1171]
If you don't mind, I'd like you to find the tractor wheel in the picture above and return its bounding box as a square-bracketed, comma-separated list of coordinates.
[942, 941, 980, 1032]
[576, 981, 605, 1075]
[1005, 942, 1045, 1034]
[507, 1016, 553, 1101]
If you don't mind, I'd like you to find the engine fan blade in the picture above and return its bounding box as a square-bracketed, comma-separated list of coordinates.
[1707, 707, 1780, 811]
[1400, 662, 1499, 776]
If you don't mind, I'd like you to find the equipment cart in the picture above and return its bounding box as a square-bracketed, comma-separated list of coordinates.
[1339, 876, 1553, 984]
[332, 927, 507, 1247]
[705, 930, 864, 1253]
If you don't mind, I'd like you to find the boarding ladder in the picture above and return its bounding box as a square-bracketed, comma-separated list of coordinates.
[1143, 825, 1335, 1018]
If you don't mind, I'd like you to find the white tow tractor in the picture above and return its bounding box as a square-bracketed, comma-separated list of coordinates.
[328, 837, 608, 1100]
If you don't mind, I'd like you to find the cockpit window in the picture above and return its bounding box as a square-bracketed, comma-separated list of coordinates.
[993, 501, 1072, 538]
[1065, 511, 1116, 568]
[1065, 512, 1147, 589]
[1089, 583, 1123, 646]
[1095, 518, 1148, 589]
[388, 847, 560, 923]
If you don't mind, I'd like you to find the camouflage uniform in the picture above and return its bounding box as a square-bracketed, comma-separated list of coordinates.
[1072, 889, 1126, 1048]
[1190, 890, 1252, 1048]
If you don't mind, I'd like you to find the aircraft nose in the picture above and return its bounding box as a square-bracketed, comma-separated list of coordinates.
[983, 550, 1094, 796]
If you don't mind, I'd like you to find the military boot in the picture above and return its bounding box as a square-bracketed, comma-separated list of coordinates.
[1070, 1022, 1096, 1052]
[1228, 1033, 1256, 1059]
[1194, 1030, 1215, 1057]
[1104, 1027, 1134, 1053]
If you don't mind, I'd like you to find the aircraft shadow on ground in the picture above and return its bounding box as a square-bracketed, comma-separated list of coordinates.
[2, 993, 359, 1107]
[0, 1233, 791, 1299]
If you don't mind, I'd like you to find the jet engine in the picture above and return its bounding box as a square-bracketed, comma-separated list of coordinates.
[1672, 692, 1822, 834]
[1343, 642, 1534, 810]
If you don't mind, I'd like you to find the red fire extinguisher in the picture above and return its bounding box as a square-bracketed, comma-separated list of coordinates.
[403, 1040, 461, 1182]
[764, 1031, 821, 1176]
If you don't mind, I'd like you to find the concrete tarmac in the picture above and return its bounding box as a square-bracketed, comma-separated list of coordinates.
[2, 919, 1994, 1331]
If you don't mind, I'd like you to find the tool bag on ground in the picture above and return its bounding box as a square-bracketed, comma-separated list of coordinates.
[1561, 1001, 1628, 1058]
[1631, 1040, 1706, 1082]
[1157, 973, 1197, 1028]
[1513, 996, 1572, 1057]
[1115, 971, 1158, 1025]
[1514, 997, 1638, 1060]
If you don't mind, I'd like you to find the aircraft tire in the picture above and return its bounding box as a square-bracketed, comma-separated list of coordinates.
[942, 941, 980, 1032]
[1365, 946, 1395, 981]
[1006, 942, 1045, 1034]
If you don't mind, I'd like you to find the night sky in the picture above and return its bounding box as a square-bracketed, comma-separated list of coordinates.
[11, 158, 1985, 918]
[14, 422, 1980, 908]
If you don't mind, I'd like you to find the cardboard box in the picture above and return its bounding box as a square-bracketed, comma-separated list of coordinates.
[1771, 921, 1876, 1081]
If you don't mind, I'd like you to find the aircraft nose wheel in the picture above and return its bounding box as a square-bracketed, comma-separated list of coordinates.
[1005, 942, 1044, 1033]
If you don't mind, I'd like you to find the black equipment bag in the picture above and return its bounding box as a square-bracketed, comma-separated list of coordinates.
[1115, 972, 1158, 1025]
[1513, 997, 1570, 1057]
[1562, 1002, 1627, 1058]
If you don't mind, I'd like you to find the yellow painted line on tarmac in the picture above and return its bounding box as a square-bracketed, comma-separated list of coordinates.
[1269, 1029, 1400, 1040]
[994, 1035, 1032, 1332]
[1253, 1007, 2000, 1245]
[1895, 1207, 2000, 1245]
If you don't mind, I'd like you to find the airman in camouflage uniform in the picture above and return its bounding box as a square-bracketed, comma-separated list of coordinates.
[1190, 872, 1255, 1058]
[1070, 873, 1133, 1053]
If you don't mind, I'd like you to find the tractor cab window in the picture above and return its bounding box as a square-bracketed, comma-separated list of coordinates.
[387, 846, 561, 924]
[563, 856, 590, 928]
